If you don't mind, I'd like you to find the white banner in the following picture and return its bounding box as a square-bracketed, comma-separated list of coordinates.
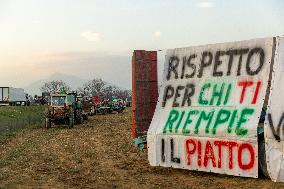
[148, 38, 274, 178]
[264, 37, 284, 182]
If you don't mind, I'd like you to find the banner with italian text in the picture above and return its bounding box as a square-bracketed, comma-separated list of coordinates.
[148, 38, 274, 178]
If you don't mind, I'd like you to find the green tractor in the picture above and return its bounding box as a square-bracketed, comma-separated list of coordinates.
[92, 96, 126, 115]
[76, 95, 95, 120]
[45, 92, 84, 129]
[110, 98, 126, 113]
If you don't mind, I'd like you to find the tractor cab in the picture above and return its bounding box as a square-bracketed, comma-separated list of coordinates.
[50, 94, 67, 107]
[45, 92, 84, 129]
[49, 94, 69, 117]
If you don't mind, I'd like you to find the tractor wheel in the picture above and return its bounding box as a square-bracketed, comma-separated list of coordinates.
[83, 114, 88, 120]
[90, 106, 95, 116]
[45, 118, 51, 129]
[43, 108, 49, 127]
[68, 108, 75, 128]
[69, 117, 74, 128]
[102, 109, 107, 115]
[107, 108, 112, 114]
[76, 110, 83, 124]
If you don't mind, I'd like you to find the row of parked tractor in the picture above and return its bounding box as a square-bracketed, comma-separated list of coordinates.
[45, 92, 126, 129]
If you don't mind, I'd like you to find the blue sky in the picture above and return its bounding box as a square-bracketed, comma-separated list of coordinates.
[0, 0, 284, 89]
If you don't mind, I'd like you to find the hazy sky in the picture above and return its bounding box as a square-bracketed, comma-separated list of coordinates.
[0, 0, 284, 89]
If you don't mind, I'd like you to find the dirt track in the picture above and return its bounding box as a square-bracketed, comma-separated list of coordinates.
[1, 108, 284, 189]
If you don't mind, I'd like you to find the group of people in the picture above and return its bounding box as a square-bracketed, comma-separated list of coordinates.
[25, 95, 48, 106]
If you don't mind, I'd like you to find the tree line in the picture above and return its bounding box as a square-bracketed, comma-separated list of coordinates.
[40, 78, 131, 100]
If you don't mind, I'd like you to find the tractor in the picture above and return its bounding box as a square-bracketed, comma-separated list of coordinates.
[91, 96, 111, 115]
[91, 96, 126, 114]
[45, 92, 83, 129]
[110, 98, 126, 113]
[76, 95, 95, 120]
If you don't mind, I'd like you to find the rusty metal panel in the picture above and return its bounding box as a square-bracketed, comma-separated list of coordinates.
[132, 50, 158, 140]
[136, 102, 157, 120]
[135, 82, 158, 103]
[135, 60, 158, 81]
[132, 54, 137, 137]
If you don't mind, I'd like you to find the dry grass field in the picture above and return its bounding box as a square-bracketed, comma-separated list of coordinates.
[1, 108, 284, 188]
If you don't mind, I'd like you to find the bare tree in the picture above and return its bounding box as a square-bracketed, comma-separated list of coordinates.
[97, 84, 131, 100]
[120, 89, 131, 100]
[78, 78, 107, 96]
[40, 80, 71, 94]
[78, 78, 131, 100]
[113, 88, 131, 100]
[104, 85, 115, 99]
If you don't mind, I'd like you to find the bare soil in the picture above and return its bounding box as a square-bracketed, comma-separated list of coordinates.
[1, 108, 284, 189]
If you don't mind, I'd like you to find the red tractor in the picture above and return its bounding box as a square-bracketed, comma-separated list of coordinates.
[45, 93, 83, 129]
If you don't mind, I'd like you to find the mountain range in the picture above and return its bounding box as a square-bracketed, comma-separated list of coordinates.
[24, 72, 89, 95]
